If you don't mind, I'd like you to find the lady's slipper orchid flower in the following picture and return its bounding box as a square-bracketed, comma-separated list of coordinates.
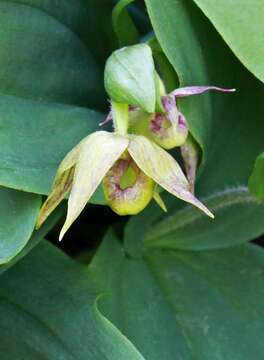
[36, 103, 214, 240]
[36, 43, 236, 241]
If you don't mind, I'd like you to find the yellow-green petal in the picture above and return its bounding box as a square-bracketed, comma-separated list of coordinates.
[36, 140, 84, 228]
[59, 131, 129, 240]
[56, 138, 85, 177]
[36, 167, 74, 229]
[128, 135, 214, 218]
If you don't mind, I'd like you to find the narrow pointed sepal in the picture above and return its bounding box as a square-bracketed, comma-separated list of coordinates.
[36, 140, 84, 228]
[170, 86, 236, 98]
[128, 135, 214, 218]
[181, 135, 200, 194]
[153, 189, 167, 212]
[36, 168, 74, 229]
[59, 131, 129, 240]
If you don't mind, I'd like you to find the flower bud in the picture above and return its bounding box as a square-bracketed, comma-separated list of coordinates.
[102, 152, 155, 215]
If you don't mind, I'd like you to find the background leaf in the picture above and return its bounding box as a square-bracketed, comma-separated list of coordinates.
[0, 1, 103, 108]
[192, 0, 264, 83]
[144, 187, 264, 251]
[92, 230, 264, 360]
[0, 240, 145, 360]
[112, 0, 139, 46]
[81, 0, 118, 66]
[0, 95, 104, 204]
[0, 203, 65, 274]
[0, 187, 40, 264]
[2, 0, 97, 46]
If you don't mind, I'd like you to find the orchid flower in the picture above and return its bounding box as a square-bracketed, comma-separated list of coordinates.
[36, 44, 235, 240]
[36, 102, 214, 240]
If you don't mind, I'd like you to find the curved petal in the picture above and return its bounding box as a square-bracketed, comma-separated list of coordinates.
[60, 131, 129, 240]
[36, 167, 74, 229]
[170, 86, 236, 98]
[36, 139, 85, 228]
[56, 138, 85, 177]
[128, 135, 213, 218]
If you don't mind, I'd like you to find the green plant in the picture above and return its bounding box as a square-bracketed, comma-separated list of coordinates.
[0, 1, 264, 359]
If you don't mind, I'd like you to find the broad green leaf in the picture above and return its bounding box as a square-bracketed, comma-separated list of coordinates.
[2, 0, 94, 44]
[0, 95, 105, 204]
[104, 44, 156, 113]
[81, 0, 118, 66]
[0, 241, 144, 360]
[145, 187, 264, 251]
[92, 230, 264, 360]
[60, 132, 129, 240]
[249, 153, 264, 200]
[0, 1, 103, 107]
[0, 203, 65, 274]
[112, 0, 139, 46]
[148, 37, 179, 92]
[192, 0, 264, 84]
[0, 187, 41, 264]
[128, 135, 213, 218]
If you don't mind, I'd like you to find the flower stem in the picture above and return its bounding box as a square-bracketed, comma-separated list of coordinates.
[112, 102, 129, 135]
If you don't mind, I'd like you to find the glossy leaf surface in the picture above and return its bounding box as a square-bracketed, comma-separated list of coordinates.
[92, 230, 264, 360]
[145, 187, 264, 251]
[193, 0, 264, 83]
[0, 241, 144, 360]
[0, 1, 103, 107]
[0, 188, 41, 264]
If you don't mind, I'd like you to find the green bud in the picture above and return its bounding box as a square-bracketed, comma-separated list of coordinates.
[102, 152, 155, 215]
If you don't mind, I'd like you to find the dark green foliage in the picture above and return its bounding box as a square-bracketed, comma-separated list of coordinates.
[0, 0, 264, 358]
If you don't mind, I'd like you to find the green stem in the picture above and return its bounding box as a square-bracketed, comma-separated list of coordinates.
[112, 101, 129, 135]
